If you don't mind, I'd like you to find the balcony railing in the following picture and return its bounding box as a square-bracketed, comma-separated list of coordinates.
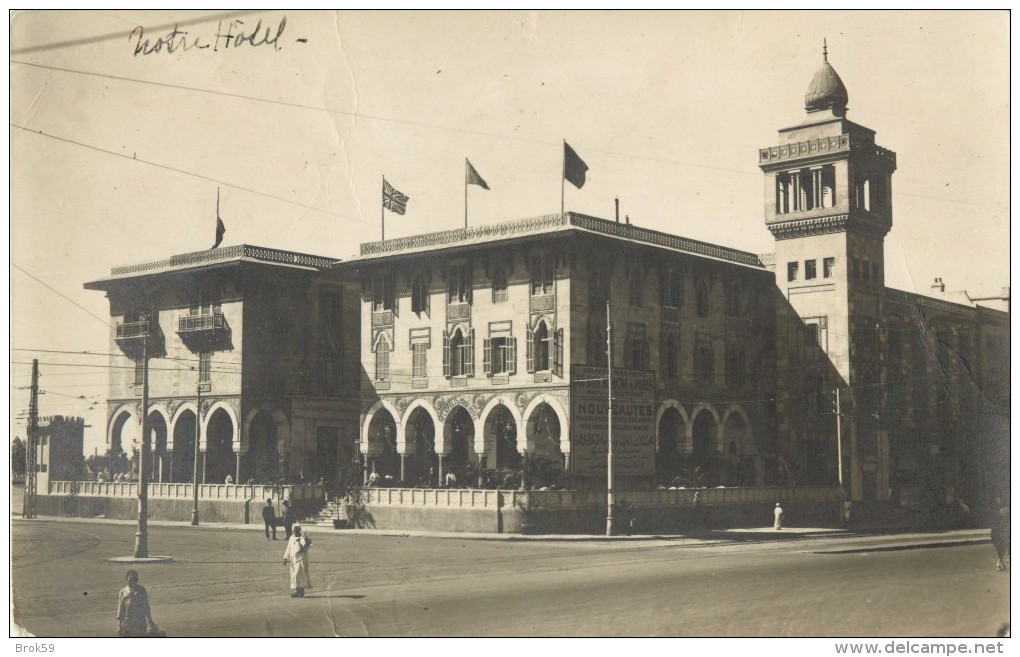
[178, 313, 227, 333]
[114, 321, 166, 359]
[177, 312, 232, 353]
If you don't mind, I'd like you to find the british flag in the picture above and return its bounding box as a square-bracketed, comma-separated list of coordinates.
[382, 179, 409, 215]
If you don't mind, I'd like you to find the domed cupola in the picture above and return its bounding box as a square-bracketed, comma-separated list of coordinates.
[804, 40, 848, 117]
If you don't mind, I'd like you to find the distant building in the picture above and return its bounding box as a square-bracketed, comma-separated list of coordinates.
[85, 245, 361, 485]
[34, 415, 85, 491]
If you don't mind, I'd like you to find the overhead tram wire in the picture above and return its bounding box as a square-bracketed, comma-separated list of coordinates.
[8, 60, 765, 180]
[11, 361, 243, 374]
[11, 60, 1007, 211]
[9, 124, 375, 229]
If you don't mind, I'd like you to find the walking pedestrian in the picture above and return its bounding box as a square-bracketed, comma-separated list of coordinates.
[282, 524, 312, 597]
[116, 570, 159, 637]
[282, 499, 296, 538]
[774, 502, 784, 530]
[692, 491, 705, 531]
[992, 498, 1010, 571]
[262, 498, 277, 540]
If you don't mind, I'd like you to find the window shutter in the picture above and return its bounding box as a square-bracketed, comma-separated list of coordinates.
[508, 338, 517, 375]
[554, 328, 564, 377]
[465, 328, 475, 377]
[443, 330, 451, 378]
[641, 339, 649, 371]
[526, 325, 535, 373]
[483, 338, 492, 376]
[660, 328, 668, 373]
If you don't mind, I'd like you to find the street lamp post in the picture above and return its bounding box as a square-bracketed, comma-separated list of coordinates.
[834, 387, 844, 492]
[192, 371, 210, 526]
[133, 325, 150, 558]
[606, 299, 614, 537]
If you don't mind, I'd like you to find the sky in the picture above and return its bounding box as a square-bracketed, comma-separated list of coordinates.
[8, 10, 1011, 457]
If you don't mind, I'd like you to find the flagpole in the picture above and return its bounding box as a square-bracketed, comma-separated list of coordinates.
[561, 139, 566, 214]
[381, 175, 385, 241]
[464, 159, 468, 230]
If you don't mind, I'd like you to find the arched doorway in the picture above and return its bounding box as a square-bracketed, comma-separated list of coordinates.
[486, 403, 519, 470]
[172, 410, 197, 483]
[148, 411, 169, 483]
[656, 407, 684, 486]
[721, 412, 749, 485]
[109, 410, 137, 478]
[691, 410, 719, 486]
[247, 411, 280, 484]
[443, 406, 474, 485]
[407, 407, 436, 487]
[367, 410, 398, 482]
[204, 408, 235, 484]
[526, 403, 561, 459]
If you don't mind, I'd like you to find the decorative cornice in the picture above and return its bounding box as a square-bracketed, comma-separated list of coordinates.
[759, 135, 849, 165]
[758, 134, 896, 170]
[353, 212, 765, 270]
[767, 214, 891, 240]
[107, 245, 337, 277]
[361, 214, 569, 256]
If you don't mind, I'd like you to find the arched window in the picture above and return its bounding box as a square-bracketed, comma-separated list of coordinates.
[443, 327, 475, 378]
[629, 267, 643, 307]
[374, 333, 391, 381]
[533, 322, 550, 371]
[696, 279, 710, 318]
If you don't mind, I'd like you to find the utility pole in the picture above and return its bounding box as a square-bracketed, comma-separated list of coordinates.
[133, 322, 150, 558]
[834, 387, 844, 492]
[191, 365, 209, 526]
[22, 359, 39, 519]
[606, 300, 614, 537]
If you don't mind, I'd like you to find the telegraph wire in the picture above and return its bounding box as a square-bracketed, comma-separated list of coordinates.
[11, 262, 113, 328]
[9, 123, 376, 228]
[11, 60, 1008, 211]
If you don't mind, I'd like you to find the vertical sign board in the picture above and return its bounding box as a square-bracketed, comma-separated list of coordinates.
[571, 365, 656, 477]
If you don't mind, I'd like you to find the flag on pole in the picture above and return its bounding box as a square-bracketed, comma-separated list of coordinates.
[564, 141, 588, 189]
[383, 179, 409, 215]
[466, 159, 490, 190]
[212, 187, 226, 249]
[212, 217, 225, 249]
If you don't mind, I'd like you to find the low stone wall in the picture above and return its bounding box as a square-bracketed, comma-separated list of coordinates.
[37, 481, 325, 525]
[357, 486, 843, 534]
[37, 482, 843, 534]
[34, 494, 253, 524]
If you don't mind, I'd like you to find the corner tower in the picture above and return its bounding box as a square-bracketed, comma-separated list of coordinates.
[760, 44, 897, 502]
[758, 43, 897, 381]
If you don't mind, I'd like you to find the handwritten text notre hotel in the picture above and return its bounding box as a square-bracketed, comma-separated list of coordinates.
[129, 16, 304, 56]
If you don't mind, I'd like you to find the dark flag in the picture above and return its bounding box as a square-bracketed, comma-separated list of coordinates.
[466, 159, 490, 190]
[212, 187, 225, 248]
[383, 179, 409, 215]
[212, 217, 225, 249]
[564, 141, 588, 189]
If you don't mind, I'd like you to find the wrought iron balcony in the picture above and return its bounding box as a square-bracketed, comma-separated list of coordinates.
[115, 321, 166, 360]
[177, 312, 232, 353]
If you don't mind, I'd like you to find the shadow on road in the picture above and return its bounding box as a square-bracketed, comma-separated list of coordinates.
[304, 594, 366, 599]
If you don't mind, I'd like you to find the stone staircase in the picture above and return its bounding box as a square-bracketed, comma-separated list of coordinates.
[301, 499, 344, 526]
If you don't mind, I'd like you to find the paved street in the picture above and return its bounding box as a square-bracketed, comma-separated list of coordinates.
[10, 517, 1008, 637]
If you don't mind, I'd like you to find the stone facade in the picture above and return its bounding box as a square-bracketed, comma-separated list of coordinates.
[85, 245, 361, 485]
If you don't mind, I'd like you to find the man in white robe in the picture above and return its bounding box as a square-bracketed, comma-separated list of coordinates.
[282, 524, 312, 597]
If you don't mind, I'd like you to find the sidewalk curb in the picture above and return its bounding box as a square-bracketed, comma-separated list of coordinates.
[811, 538, 991, 554]
[13, 515, 989, 553]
